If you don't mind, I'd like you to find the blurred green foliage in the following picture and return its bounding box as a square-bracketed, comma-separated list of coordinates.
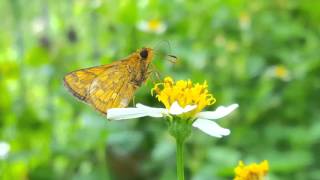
[1, 0, 320, 179]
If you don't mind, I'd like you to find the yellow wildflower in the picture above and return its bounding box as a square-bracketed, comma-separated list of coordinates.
[152, 76, 216, 117]
[108, 76, 238, 138]
[234, 160, 269, 180]
[274, 65, 289, 80]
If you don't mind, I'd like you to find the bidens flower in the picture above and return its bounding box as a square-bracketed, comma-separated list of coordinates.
[137, 19, 167, 34]
[152, 77, 216, 117]
[234, 160, 269, 180]
[107, 77, 238, 138]
[266, 65, 291, 81]
[239, 11, 251, 30]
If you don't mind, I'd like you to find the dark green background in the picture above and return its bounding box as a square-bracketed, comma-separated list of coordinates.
[1, 0, 320, 179]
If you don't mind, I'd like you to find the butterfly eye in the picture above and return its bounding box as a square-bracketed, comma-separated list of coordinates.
[140, 49, 148, 59]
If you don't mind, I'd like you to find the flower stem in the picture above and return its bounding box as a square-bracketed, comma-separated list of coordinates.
[167, 118, 191, 180]
[176, 139, 185, 180]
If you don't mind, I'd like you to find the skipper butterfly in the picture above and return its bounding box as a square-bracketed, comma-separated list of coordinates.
[64, 48, 154, 115]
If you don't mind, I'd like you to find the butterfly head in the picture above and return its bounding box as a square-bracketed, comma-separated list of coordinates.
[140, 48, 149, 59]
[137, 47, 154, 64]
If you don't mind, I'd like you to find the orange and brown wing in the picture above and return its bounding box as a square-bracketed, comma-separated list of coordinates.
[87, 65, 138, 114]
[64, 63, 117, 101]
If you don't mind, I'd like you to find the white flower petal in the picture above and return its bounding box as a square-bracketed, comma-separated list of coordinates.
[197, 104, 239, 120]
[0, 141, 10, 159]
[107, 108, 149, 120]
[107, 104, 167, 120]
[184, 104, 197, 113]
[154, 23, 167, 34]
[137, 21, 148, 32]
[192, 119, 230, 138]
[169, 101, 197, 115]
[136, 103, 168, 117]
[168, 101, 183, 115]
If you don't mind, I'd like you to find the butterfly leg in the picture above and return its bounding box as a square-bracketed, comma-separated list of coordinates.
[149, 64, 162, 83]
[148, 72, 156, 84]
[132, 96, 136, 107]
[127, 81, 140, 107]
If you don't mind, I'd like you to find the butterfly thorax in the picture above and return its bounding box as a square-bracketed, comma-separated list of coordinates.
[126, 48, 153, 87]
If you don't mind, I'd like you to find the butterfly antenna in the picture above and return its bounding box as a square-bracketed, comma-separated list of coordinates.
[167, 54, 178, 64]
[152, 40, 172, 56]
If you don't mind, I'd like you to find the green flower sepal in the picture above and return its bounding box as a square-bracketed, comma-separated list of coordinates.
[166, 116, 193, 143]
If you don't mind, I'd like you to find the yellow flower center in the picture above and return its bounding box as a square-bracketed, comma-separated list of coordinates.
[234, 160, 269, 180]
[152, 77, 216, 116]
[274, 65, 288, 79]
[148, 20, 161, 30]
